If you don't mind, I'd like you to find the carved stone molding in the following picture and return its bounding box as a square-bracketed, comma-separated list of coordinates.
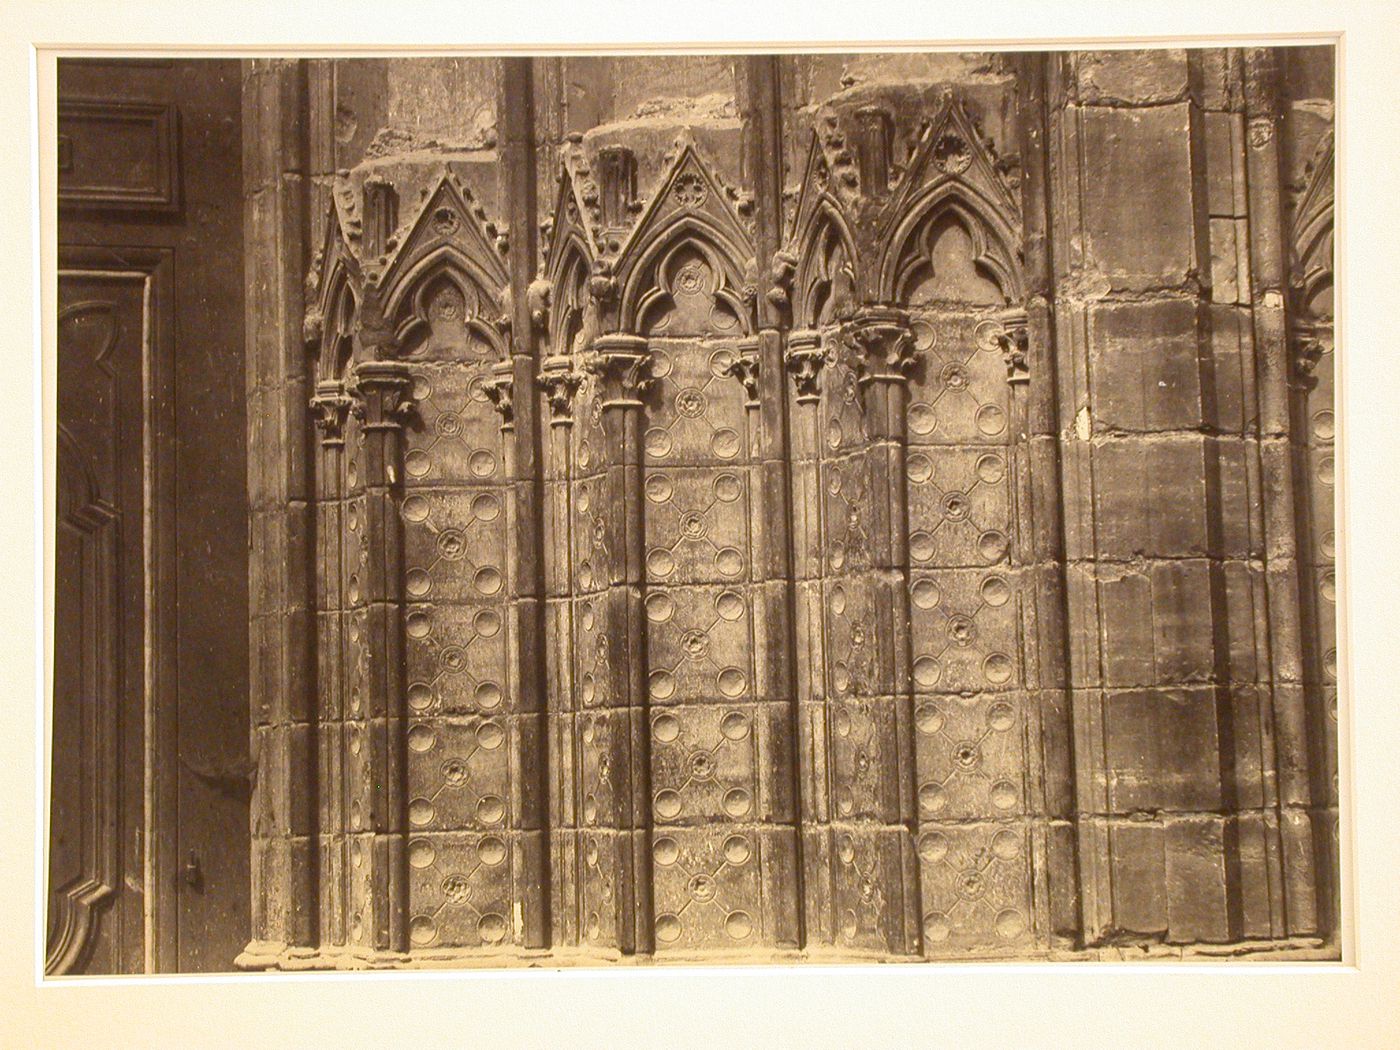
[765, 249, 797, 327]
[838, 306, 917, 389]
[976, 309, 1030, 385]
[784, 328, 829, 404]
[310, 381, 355, 445]
[1292, 322, 1332, 384]
[349, 361, 416, 432]
[584, 333, 653, 408]
[723, 339, 762, 408]
[537, 355, 584, 425]
[784, 93, 1022, 315]
[484, 362, 516, 431]
[527, 277, 553, 336]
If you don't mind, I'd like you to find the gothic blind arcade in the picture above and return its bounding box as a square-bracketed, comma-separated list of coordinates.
[237, 48, 1338, 968]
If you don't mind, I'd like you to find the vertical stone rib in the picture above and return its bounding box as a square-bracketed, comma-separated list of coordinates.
[843, 307, 923, 955]
[786, 330, 832, 944]
[539, 357, 582, 946]
[587, 335, 654, 954]
[1241, 47, 1319, 936]
[1014, 51, 1084, 947]
[238, 57, 317, 969]
[496, 56, 551, 948]
[311, 384, 352, 951]
[743, 54, 805, 948]
[306, 59, 343, 957]
[351, 361, 413, 956]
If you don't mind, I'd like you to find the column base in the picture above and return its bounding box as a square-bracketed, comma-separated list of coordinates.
[231, 936, 1336, 971]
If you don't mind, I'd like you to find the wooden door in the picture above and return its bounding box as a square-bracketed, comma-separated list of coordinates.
[50, 58, 249, 973]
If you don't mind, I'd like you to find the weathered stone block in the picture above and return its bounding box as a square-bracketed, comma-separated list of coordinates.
[918, 820, 1032, 956]
[1196, 48, 1242, 112]
[1107, 820, 1167, 934]
[1149, 559, 1217, 684]
[1075, 49, 1190, 106]
[1097, 566, 1154, 687]
[1222, 685, 1267, 809]
[1164, 815, 1230, 942]
[1209, 217, 1245, 303]
[826, 695, 904, 823]
[1091, 436, 1210, 558]
[1221, 560, 1266, 682]
[1104, 688, 1222, 812]
[804, 825, 919, 955]
[651, 826, 799, 952]
[1087, 298, 1204, 432]
[1079, 103, 1200, 290]
[914, 691, 1027, 819]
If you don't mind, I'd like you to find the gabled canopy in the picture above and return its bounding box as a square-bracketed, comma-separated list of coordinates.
[612, 132, 755, 335]
[875, 97, 1022, 304]
[374, 170, 510, 323]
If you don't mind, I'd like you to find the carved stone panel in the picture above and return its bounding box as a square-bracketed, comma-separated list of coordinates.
[643, 324, 797, 952]
[245, 52, 1339, 971]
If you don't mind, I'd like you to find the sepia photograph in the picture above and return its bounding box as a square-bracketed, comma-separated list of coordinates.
[48, 41, 1342, 974]
[10, 0, 1400, 1046]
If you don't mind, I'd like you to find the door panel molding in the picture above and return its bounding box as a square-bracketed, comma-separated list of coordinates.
[47, 422, 120, 975]
[51, 247, 176, 973]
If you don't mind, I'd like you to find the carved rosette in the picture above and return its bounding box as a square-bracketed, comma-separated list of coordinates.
[537, 354, 584, 426]
[584, 333, 653, 409]
[310, 380, 355, 446]
[785, 329, 829, 405]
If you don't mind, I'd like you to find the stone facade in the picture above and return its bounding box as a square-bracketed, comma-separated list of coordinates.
[238, 47, 1337, 968]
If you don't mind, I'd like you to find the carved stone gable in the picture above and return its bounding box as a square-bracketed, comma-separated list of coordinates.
[613, 134, 757, 335]
[373, 171, 510, 319]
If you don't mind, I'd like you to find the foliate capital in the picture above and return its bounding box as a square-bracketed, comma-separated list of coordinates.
[483, 361, 515, 431]
[584, 334, 652, 409]
[839, 306, 916, 387]
[722, 338, 762, 408]
[785, 329, 829, 405]
[977, 309, 1030, 385]
[349, 361, 416, 430]
[310, 381, 354, 446]
[1293, 325, 1332, 383]
[537, 355, 585, 425]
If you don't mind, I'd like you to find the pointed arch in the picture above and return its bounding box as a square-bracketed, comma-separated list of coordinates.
[548, 235, 593, 354]
[1292, 132, 1334, 324]
[317, 265, 358, 382]
[619, 217, 752, 337]
[375, 171, 509, 324]
[879, 183, 1023, 306]
[610, 135, 755, 337]
[386, 246, 509, 361]
[792, 198, 860, 328]
[308, 197, 364, 382]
